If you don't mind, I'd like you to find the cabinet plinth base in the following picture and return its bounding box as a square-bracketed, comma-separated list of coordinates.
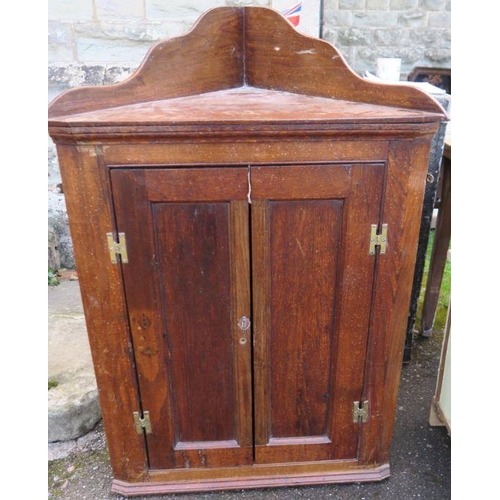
[111, 463, 390, 496]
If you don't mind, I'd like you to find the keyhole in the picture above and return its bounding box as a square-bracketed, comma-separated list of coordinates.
[238, 316, 251, 331]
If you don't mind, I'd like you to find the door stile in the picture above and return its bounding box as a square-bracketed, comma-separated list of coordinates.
[250, 199, 272, 448]
[110, 169, 178, 470]
[229, 200, 253, 449]
[326, 163, 385, 461]
[355, 159, 389, 466]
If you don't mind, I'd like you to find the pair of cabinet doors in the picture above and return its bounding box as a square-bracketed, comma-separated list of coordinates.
[111, 160, 384, 470]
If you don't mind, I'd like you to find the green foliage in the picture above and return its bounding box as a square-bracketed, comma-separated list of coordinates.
[48, 268, 60, 286]
[48, 380, 59, 390]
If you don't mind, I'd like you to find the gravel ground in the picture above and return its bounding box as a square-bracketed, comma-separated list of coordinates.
[48, 331, 450, 500]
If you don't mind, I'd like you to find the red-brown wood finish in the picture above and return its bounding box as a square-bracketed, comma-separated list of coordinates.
[54, 145, 147, 482]
[420, 143, 451, 336]
[48, 5, 447, 496]
[110, 168, 253, 470]
[251, 163, 384, 464]
[48, 7, 445, 121]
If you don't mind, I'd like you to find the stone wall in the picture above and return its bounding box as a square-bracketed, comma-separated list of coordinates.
[323, 0, 451, 76]
[48, 0, 450, 269]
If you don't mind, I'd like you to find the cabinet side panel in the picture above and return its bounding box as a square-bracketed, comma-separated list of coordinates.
[154, 203, 236, 444]
[55, 145, 147, 482]
[269, 200, 342, 438]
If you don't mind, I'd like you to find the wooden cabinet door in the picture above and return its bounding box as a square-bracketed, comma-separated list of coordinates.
[251, 163, 384, 464]
[110, 167, 253, 470]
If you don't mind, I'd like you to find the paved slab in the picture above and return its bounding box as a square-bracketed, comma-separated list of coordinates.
[48, 278, 101, 448]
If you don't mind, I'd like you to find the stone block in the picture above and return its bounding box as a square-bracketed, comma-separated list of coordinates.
[48, 192, 75, 269]
[123, 19, 196, 41]
[48, 0, 93, 21]
[352, 11, 397, 27]
[356, 45, 424, 68]
[48, 21, 74, 62]
[424, 47, 451, 63]
[393, 46, 424, 62]
[48, 140, 60, 184]
[338, 28, 374, 46]
[48, 279, 100, 443]
[49, 63, 140, 90]
[48, 63, 107, 87]
[95, 0, 145, 20]
[428, 12, 451, 28]
[366, 0, 390, 9]
[339, 0, 366, 9]
[374, 27, 409, 45]
[390, 0, 418, 9]
[48, 227, 61, 271]
[420, 0, 446, 10]
[146, 0, 225, 20]
[48, 370, 101, 442]
[228, 0, 270, 5]
[398, 9, 427, 27]
[323, 9, 352, 27]
[409, 27, 446, 44]
[73, 20, 198, 63]
[416, 28, 449, 49]
[323, 0, 339, 10]
[74, 24, 152, 63]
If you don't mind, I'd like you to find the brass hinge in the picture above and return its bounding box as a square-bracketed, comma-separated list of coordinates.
[107, 232, 128, 264]
[353, 400, 369, 423]
[133, 411, 152, 434]
[369, 224, 388, 255]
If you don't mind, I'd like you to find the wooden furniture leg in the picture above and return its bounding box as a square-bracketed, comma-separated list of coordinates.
[421, 143, 451, 337]
[403, 121, 447, 361]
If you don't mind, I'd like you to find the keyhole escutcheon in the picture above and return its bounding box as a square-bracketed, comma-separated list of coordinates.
[238, 316, 251, 345]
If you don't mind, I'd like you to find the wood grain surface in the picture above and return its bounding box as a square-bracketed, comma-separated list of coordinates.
[111, 167, 253, 470]
[48, 4, 446, 494]
[55, 145, 147, 482]
[48, 6, 446, 127]
[252, 163, 384, 465]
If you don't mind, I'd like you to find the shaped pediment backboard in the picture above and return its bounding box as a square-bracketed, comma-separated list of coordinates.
[48, 6, 446, 119]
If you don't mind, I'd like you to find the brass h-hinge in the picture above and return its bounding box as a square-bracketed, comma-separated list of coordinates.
[369, 224, 388, 255]
[353, 400, 369, 423]
[107, 232, 128, 264]
[133, 411, 152, 434]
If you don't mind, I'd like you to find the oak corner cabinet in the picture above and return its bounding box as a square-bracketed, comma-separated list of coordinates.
[48, 6, 447, 497]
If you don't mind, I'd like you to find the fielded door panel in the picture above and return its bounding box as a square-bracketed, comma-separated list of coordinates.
[110, 167, 253, 470]
[250, 163, 385, 464]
